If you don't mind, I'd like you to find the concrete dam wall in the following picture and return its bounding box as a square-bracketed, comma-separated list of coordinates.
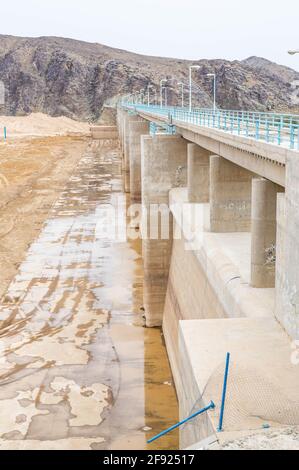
[117, 107, 299, 450]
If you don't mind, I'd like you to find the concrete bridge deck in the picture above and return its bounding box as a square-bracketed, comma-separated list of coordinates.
[125, 104, 299, 187]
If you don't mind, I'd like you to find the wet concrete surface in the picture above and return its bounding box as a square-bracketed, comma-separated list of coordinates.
[0, 139, 178, 450]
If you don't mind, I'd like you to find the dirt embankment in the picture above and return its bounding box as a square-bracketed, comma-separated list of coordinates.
[0, 135, 90, 299]
[0, 113, 91, 138]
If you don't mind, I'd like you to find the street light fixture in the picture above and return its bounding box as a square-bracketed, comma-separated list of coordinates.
[288, 50, 299, 55]
[206, 73, 216, 112]
[178, 82, 184, 108]
[160, 79, 167, 108]
[189, 65, 201, 112]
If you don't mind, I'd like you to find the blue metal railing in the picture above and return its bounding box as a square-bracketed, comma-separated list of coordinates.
[121, 102, 299, 150]
[149, 121, 176, 136]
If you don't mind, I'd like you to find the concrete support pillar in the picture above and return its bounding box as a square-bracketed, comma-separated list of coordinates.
[117, 108, 125, 152]
[124, 113, 140, 192]
[275, 152, 299, 339]
[141, 135, 188, 327]
[187, 143, 210, 203]
[210, 155, 254, 232]
[129, 121, 149, 202]
[251, 178, 283, 288]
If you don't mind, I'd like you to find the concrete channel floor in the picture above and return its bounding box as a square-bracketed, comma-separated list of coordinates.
[179, 317, 299, 449]
[0, 139, 178, 450]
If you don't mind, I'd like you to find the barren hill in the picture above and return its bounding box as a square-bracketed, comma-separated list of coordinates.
[0, 35, 298, 121]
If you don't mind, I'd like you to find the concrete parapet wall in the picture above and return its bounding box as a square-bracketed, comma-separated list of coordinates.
[275, 150, 299, 339]
[275, 193, 287, 335]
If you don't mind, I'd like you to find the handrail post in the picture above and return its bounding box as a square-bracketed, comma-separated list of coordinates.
[277, 123, 281, 145]
[290, 125, 295, 150]
[255, 118, 260, 140]
[217, 352, 230, 432]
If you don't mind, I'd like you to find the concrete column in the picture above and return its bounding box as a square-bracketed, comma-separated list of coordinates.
[251, 178, 283, 288]
[141, 135, 188, 327]
[187, 143, 210, 203]
[129, 121, 149, 202]
[275, 152, 299, 339]
[124, 113, 140, 192]
[117, 108, 125, 152]
[210, 155, 254, 232]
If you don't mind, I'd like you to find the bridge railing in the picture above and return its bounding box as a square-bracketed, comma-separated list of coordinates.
[122, 102, 299, 150]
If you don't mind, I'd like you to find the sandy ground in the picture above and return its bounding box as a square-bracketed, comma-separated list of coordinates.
[222, 427, 299, 450]
[0, 135, 90, 299]
[0, 113, 90, 138]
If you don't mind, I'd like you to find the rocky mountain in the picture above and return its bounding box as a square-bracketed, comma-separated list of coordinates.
[0, 35, 298, 121]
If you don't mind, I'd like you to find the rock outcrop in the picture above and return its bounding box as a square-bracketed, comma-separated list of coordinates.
[0, 35, 298, 121]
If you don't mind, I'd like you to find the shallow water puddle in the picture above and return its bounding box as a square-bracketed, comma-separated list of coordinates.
[0, 139, 178, 450]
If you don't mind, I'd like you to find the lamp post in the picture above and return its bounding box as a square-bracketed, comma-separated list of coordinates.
[288, 50, 299, 55]
[189, 65, 201, 112]
[206, 73, 216, 112]
[178, 82, 184, 108]
[160, 79, 167, 108]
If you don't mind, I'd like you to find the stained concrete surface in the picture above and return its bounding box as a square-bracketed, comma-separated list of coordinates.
[0, 139, 178, 450]
[179, 317, 299, 449]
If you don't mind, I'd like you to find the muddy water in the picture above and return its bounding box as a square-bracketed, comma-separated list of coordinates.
[0, 139, 178, 450]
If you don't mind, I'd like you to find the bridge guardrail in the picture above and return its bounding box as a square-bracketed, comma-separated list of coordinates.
[121, 102, 299, 151]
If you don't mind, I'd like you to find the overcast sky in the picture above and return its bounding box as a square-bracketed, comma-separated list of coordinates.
[1, 0, 299, 70]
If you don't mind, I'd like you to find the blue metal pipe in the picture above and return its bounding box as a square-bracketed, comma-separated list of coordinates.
[147, 401, 215, 444]
[217, 352, 230, 432]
